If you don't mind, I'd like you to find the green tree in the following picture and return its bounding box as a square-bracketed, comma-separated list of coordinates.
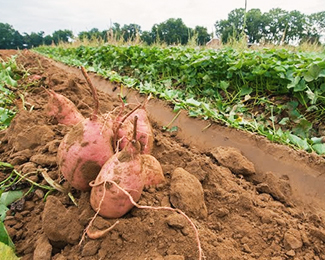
[262, 8, 289, 44]
[215, 8, 246, 43]
[110, 23, 123, 41]
[78, 28, 102, 41]
[302, 11, 325, 44]
[245, 8, 264, 43]
[121, 23, 141, 42]
[140, 31, 155, 45]
[156, 18, 189, 45]
[23, 31, 45, 48]
[52, 29, 74, 44]
[285, 10, 306, 43]
[78, 31, 90, 41]
[215, 8, 316, 45]
[0, 23, 24, 49]
[43, 35, 53, 45]
[193, 26, 211, 45]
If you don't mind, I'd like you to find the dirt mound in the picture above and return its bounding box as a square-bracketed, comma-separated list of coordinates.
[1, 50, 325, 260]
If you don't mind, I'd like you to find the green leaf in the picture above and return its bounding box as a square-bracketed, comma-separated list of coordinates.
[304, 64, 321, 82]
[289, 134, 309, 150]
[292, 118, 312, 138]
[287, 76, 300, 90]
[239, 86, 252, 96]
[306, 88, 318, 104]
[0, 191, 24, 207]
[319, 69, 325, 78]
[312, 143, 325, 155]
[0, 204, 9, 222]
[311, 137, 323, 144]
[294, 78, 307, 92]
[167, 126, 178, 132]
[279, 117, 289, 125]
[219, 81, 229, 91]
[0, 222, 15, 249]
[0, 71, 17, 87]
[185, 98, 201, 107]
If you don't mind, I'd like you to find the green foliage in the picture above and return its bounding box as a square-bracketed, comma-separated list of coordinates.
[0, 162, 24, 251]
[0, 57, 20, 130]
[154, 18, 190, 45]
[0, 23, 24, 49]
[215, 8, 325, 45]
[0, 241, 19, 259]
[52, 29, 74, 44]
[35, 45, 325, 155]
[0, 22, 74, 49]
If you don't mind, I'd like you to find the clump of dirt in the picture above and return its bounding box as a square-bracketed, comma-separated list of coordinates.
[1, 50, 325, 260]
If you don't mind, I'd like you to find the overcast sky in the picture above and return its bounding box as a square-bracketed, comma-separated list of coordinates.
[0, 0, 324, 36]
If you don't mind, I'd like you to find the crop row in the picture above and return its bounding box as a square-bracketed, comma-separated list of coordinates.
[35, 45, 325, 155]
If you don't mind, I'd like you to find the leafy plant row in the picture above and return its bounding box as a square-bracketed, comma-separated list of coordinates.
[0, 57, 21, 130]
[35, 45, 325, 155]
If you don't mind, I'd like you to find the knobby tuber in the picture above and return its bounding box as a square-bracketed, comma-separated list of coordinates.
[57, 67, 114, 191]
[89, 116, 144, 218]
[115, 95, 154, 154]
[45, 89, 84, 125]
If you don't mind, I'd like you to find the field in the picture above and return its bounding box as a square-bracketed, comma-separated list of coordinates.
[1, 48, 325, 260]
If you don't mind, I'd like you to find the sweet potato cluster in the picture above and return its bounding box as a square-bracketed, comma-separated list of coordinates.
[46, 67, 165, 218]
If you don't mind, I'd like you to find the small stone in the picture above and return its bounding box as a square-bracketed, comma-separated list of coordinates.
[28, 174, 40, 183]
[34, 189, 44, 199]
[242, 244, 252, 253]
[161, 196, 171, 207]
[170, 168, 208, 219]
[214, 208, 229, 218]
[283, 228, 303, 250]
[42, 196, 83, 244]
[210, 146, 255, 176]
[33, 234, 52, 260]
[166, 213, 186, 229]
[310, 228, 325, 242]
[285, 249, 295, 257]
[81, 240, 100, 257]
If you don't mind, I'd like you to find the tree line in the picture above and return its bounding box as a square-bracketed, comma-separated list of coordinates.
[0, 8, 324, 49]
[216, 8, 325, 45]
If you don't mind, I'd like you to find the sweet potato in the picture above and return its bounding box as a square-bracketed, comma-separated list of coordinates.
[57, 67, 114, 191]
[45, 89, 84, 125]
[90, 117, 144, 218]
[116, 107, 153, 154]
[57, 117, 114, 191]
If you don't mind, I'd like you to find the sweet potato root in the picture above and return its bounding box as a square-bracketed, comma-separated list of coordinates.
[57, 67, 114, 191]
[57, 117, 114, 191]
[45, 89, 84, 125]
[116, 107, 153, 154]
[90, 116, 145, 218]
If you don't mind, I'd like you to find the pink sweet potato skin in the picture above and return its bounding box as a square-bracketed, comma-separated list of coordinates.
[117, 109, 153, 154]
[90, 141, 144, 218]
[141, 154, 165, 187]
[57, 117, 114, 191]
[46, 89, 84, 125]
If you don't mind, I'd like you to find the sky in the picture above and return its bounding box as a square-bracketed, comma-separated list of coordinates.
[0, 0, 324, 36]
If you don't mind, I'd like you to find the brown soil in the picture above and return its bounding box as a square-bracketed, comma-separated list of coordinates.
[1, 49, 325, 260]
